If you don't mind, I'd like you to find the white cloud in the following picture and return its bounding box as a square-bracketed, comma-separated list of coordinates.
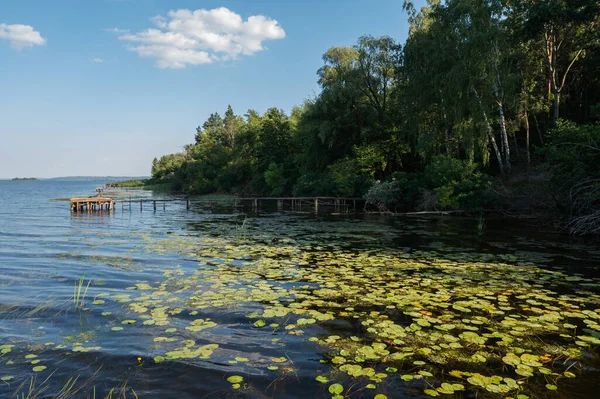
[0, 23, 46, 50]
[115, 7, 286, 69]
[105, 27, 128, 34]
[92, 57, 105, 63]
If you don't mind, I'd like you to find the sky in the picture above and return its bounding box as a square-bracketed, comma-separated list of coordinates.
[0, 0, 422, 178]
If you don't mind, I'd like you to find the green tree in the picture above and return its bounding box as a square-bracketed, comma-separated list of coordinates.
[515, 0, 600, 125]
[264, 163, 287, 196]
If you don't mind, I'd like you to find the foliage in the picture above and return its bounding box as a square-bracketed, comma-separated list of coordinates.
[364, 180, 404, 212]
[423, 156, 488, 210]
[146, 1, 600, 229]
[108, 179, 148, 188]
[264, 163, 287, 196]
[365, 156, 487, 211]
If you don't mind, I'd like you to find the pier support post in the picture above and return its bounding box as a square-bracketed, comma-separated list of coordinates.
[140, 201, 142, 212]
[187, 200, 190, 210]
[314, 198, 318, 214]
[154, 201, 157, 211]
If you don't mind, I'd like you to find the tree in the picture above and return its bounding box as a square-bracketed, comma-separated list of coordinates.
[356, 35, 402, 137]
[403, 0, 516, 174]
[264, 163, 287, 196]
[196, 112, 223, 144]
[515, 0, 600, 125]
[151, 157, 159, 176]
[223, 105, 244, 148]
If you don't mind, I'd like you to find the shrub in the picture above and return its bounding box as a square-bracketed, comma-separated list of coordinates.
[364, 156, 488, 212]
[364, 180, 404, 212]
[422, 156, 487, 210]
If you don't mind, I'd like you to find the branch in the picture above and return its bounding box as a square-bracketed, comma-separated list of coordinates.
[360, 57, 382, 112]
[559, 49, 583, 92]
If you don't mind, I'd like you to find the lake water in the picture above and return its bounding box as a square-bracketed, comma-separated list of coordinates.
[0, 180, 599, 399]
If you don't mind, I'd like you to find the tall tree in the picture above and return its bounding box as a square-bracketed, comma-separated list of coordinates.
[196, 112, 223, 144]
[515, 0, 600, 125]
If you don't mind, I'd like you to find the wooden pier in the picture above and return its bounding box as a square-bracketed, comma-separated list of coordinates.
[115, 197, 364, 213]
[70, 196, 365, 214]
[70, 197, 116, 213]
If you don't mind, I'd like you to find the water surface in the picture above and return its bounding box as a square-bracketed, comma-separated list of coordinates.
[0, 180, 599, 398]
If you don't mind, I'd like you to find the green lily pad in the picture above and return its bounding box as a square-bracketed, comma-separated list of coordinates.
[328, 383, 343, 394]
[227, 375, 244, 384]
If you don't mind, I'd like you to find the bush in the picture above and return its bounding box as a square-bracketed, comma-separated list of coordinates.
[422, 156, 487, 210]
[364, 156, 488, 212]
[364, 180, 404, 212]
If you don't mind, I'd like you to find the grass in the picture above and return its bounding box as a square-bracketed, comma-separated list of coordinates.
[73, 275, 92, 310]
[107, 180, 148, 188]
[13, 371, 55, 399]
[477, 212, 485, 234]
[235, 217, 249, 240]
[12, 368, 110, 399]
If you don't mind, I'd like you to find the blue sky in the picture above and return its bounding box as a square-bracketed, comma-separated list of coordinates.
[0, 0, 421, 178]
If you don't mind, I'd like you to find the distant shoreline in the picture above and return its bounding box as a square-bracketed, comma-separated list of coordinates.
[0, 176, 150, 182]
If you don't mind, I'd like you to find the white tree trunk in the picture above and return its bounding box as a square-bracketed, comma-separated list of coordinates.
[493, 57, 511, 173]
[472, 85, 504, 175]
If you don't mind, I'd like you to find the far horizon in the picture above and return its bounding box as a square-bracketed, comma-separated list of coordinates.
[0, 175, 150, 180]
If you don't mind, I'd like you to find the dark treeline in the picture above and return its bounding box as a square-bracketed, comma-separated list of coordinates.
[150, 0, 600, 233]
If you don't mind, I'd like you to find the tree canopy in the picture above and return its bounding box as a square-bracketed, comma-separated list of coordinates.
[149, 0, 600, 227]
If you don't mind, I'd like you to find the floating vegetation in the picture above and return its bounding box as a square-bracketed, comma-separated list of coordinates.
[71, 231, 594, 398]
[2, 215, 600, 398]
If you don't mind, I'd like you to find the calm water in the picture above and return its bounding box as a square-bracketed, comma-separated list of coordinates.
[0, 180, 599, 399]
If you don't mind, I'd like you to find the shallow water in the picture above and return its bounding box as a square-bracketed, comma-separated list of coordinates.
[0, 180, 599, 399]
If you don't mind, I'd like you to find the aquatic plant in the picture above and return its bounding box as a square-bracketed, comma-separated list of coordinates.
[2, 219, 599, 398]
[73, 275, 92, 310]
[113, 232, 600, 398]
[477, 212, 485, 234]
[234, 216, 249, 240]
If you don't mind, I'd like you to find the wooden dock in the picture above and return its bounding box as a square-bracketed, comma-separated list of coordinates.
[115, 197, 364, 213]
[70, 195, 365, 214]
[70, 197, 115, 213]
